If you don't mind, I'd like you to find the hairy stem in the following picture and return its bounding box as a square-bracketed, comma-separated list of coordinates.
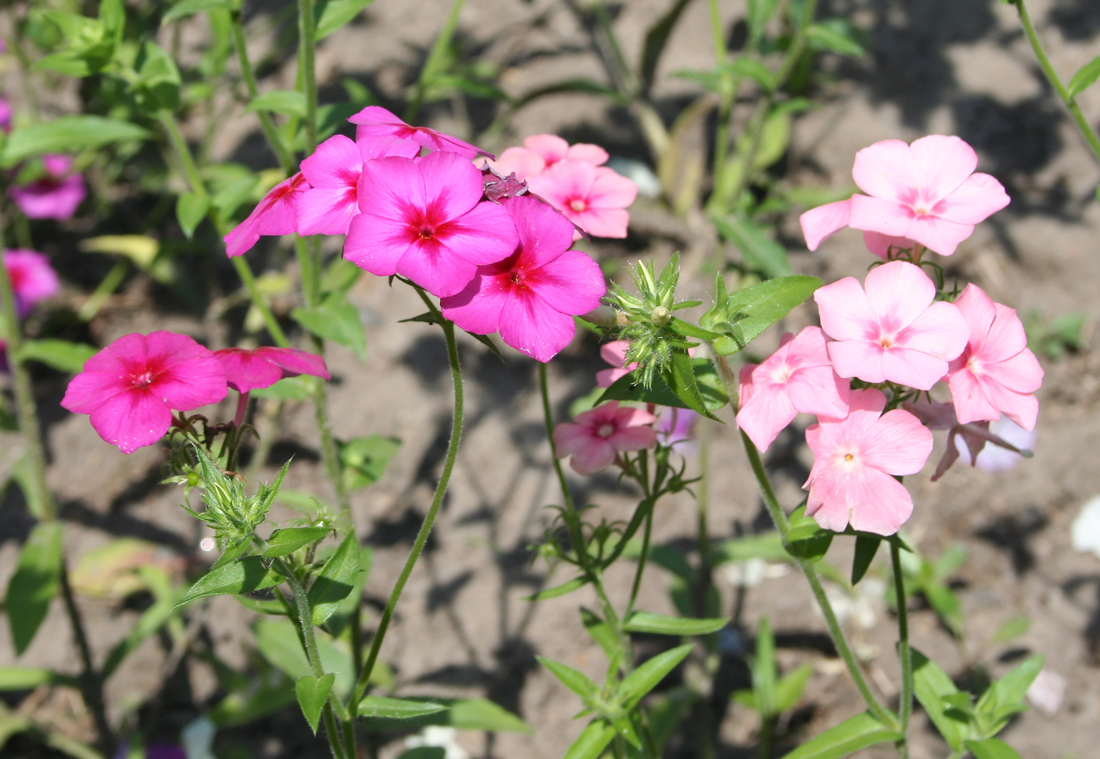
[892, 541, 913, 746]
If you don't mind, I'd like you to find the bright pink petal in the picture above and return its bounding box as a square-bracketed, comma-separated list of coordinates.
[396, 238, 478, 298]
[88, 387, 173, 454]
[215, 349, 284, 392]
[436, 201, 519, 266]
[800, 199, 852, 251]
[418, 150, 485, 220]
[939, 173, 1009, 224]
[153, 358, 228, 410]
[255, 347, 329, 380]
[527, 248, 605, 315]
[497, 289, 578, 362]
[909, 135, 977, 201]
[300, 135, 362, 188]
[357, 133, 420, 161]
[297, 186, 358, 235]
[343, 212, 412, 276]
[851, 139, 917, 200]
[62, 371, 129, 415]
[510, 195, 575, 263]
[440, 271, 510, 335]
[358, 156, 428, 220]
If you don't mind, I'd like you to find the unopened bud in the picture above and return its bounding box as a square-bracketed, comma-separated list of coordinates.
[651, 306, 671, 326]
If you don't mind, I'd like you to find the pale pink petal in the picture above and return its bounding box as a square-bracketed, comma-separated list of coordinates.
[343, 213, 414, 277]
[827, 339, 886, 383]
[566, 143, 609, 166]
[568, 438, 617, 475]
[983, 383, 1039, 431]
[600, 341, 631, 369]
[909, 135, 977, 202]
[552, 422, 592, 457]
[815, 277, 878, 342]
[609, 425, 659, 452]
[860, 408, 934, 474]
[590, 167, 639, 209]
[864, 261, 936, 330]
[596, 366, 632, 388]
[954, 284, 997, 347]
[848, 194, 914, 238]
[845, 469, 914, 535]
[570, 206, 630, 238]
[987, 348, 1044, 394]
[736, 384, 797, 451]
[786, 365, 850, 418]
[898, 301, 970, 360]
[948, 368, 1001, 425]
[800, 199, 852, 251]
[528, 161, 594, 207]
[489, 148, 545, 181]
[940, 173, 1009, 225]
[524, 135, 569, 164]
[804, 471, 853, 532]
[879, 347, 949, 390]
[88, 388, 173, 454]
[982, 303, 1028, 362]
[851, 139, 917, 200]
[904, 214, 974, 256]
[497, 289, 577, 362]
[862, 231, 917, 259]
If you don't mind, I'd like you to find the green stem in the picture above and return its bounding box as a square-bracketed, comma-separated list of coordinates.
[230, 11, 297, 174]
[625, 489, 655, 621]
[297, 0, 319, 154]
[0, 218, 114, 754]
[891, 541, 913, 744]
[406, 0, 467, 124]
[350, 297, 465, 708]
[1013, 0, 1100, 163]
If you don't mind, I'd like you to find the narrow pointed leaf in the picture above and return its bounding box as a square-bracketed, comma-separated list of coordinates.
[263, 527, 333, 558]
[772, 663, 814, 713]
[619, 644, 693, 708]
[357, 696, 448, 720]
[851, 534, 881, 585]
[1, 117, 150, 167]
[563, 720, 617, 759]
[178, 556, 284, 606]
[16, 340, 97, 374]
[292, 293, 367, 359]
[911, 648, 967, 751]
[7, 523, 64, 655]
[1068, 55, 1100, 98]
[176, 192, 209, 238]
[581, 607, 619, 660]
[623, 612, 727, 636]
[779, 711, 902, 759]
[537, 656, 599, 698]
[308, 533, 363, 626]
[701, 275, 822, 355]
[964, 738, 1023, 759]
[523, 576, 589, 601]
[162, 0, 238, 24]
[296, 673, 335, 734]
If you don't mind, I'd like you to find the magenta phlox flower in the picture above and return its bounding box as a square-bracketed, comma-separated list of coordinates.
[491, 134, 610, 180]
[224, 172, 311, 257]
[296, 134, 418, 236]
[800, 135, 1009, 256]
[62, 332, 228, 454]
[344, 150, 519, 297]
[9, 154, 86, 220]
[737, 327, 851, 452]
[213, 346, 330, 393]
[4, 249, 59, 318]
[945, 283, 1043, 430]
[804, 388, 933, 535]
[814, 261, 969, 390]
[553, 401, 658, 475]
[440, 195, 605, 361]
[597, 340, 638, 387]
[527, 160, 638, 239]
[0, 98, 11, 133]
[348, 106, 488, 160]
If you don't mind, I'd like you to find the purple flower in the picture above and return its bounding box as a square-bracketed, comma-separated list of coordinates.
[9, 155, 86, 220]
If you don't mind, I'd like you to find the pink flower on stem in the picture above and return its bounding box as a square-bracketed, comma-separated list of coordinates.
[296, 134, 419, 236]
[62, 332, 228, 454]
[946, 283, 1043, 430]
[4, 249, 59, 318]
[800, 135, 1010, 256]
[490, 134, 610, 180]
[804, 388, 933, 536]
[348, 106, 488, 160]
[814, 260, 969, 390]
[9, 154, 86, 220]
[213, 346, 330, 426]
[440, 195, 605, 362]
[527, 160, 638, 239]
[344, 151, 518, 297]
[224, 172, 311, 257]
[596, 340, 637, 388]
[736, 327, 851, 452]
[552, 401, 658, 475]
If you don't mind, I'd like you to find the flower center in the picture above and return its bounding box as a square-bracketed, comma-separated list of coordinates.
[131, 370, 156, 389]
[569, 198, 587, 213]
[596, 423, 615, 439]
[418, 224, 434, 240]
[845, 453, 854, 462]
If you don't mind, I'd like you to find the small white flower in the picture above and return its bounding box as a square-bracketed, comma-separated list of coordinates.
[404, 726, 470, 759]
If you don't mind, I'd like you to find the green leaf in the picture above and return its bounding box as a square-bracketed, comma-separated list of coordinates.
[0, 711, 33, 747]
[176, 192, 209, 238]
[991, 616, 1031, 646]
[250, 376, 316, 401]
[178, 556, 285, 606]
[308, 533, 363, 626]
[1068, 55, 1100, 98]
[0, 667, 77, 691]
[922, 582, 964, 637]
[623, 612, 727, 636]
[911, 648, 968, 751]
[779, 711, 902, 759]
[785, 508, 833, 562]
[662, 349, 719, 419]
[358, 696, 448, 720]
[254, 618, 357, 698]
[975, 655, 1043, 734]
[711, 213, 792, 279]
[7, 523, 63, 655]
[701, 275, 822, 355]
[523, 575, 589, 601]
[772, 663, 813, 713]
[563, 720, 617, 759]
[806, 20, 866, 57]
[339, 435, 401, 492]
[291, 292, 367, 359]
[296, 673, 335, 734]
[581, 607, 619, 660]
[619, 644, 693, 708]
[136, 41, 182, 110]
[964, 738, 1023, 759]
[639, 0, 692, 97]
[752, 617, 777, 715]
[1, 117, 150, 168]
[537, 656, 599, 699]
[600, 358, 728, 416]
[316, 0, 375, 39]
[747, 0, 780, 42]
[851, 534, 881, 585]
[247, 90, 307, 118]
[729, 58, 777, 92]
[16, 340, 97, 374]
[162, 0, 238, 24]
[713, 533, 788, 563]
[513, 78, 622, 110]
[448, 698, 532, 733]
[263, 527, 333, 558]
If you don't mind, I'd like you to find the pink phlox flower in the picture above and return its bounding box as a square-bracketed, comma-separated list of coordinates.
[439, 195, 605, 361]
[62, 332, 228, 454]
[958, 417, 1036, 473]
[527, 160, 638, 239]
[490, 134, 610, 180]
[348, 106, 488, 160]
[945, 283, 1043, 430]
[297, 134, 418, 236]
[213, 346, 330, 393]
[737, 326, 851, 452]
[597, 340, 638, 387]
[9, 154, 86, 220]
[804, 388, 933, 536]
[656, 407, 697, 452]
[863, 231, 919, 260]
[814, 260, 969, 390]
[4, 249, 59, 318]
[224, 172, 311, 257]
[0, 98, 11, 133]
[800, 135, 1009, 256]
[344, 150, 519, 297]
[905, 396, 1033, 481]
[552, 401, 658, 475]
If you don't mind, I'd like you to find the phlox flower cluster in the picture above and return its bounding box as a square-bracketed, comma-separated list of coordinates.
[225, 109, 630, 362]
[8, 154, 87, 221]
[730, 134, 1042, 536]
[1, 249, 60, 371]
[63, 333, 329, 454]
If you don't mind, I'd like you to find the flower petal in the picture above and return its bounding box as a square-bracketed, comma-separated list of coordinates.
[909, 135, 977, 202]
[88, 387, 173, 454]
[800, 199, 852, 250]
[851, 139, 917, 200]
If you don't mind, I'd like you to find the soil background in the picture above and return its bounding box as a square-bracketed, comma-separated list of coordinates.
[3, 0, 1100, 758]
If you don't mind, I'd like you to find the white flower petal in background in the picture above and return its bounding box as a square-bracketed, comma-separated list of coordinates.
[606, 157, 662, 199]
[404, 726, 470, 759]
[1072, 495, 1100, 559]
[1026, 667, 1067, 716]
[181, 716, 216, 759]
[820, 578, 887, 630]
